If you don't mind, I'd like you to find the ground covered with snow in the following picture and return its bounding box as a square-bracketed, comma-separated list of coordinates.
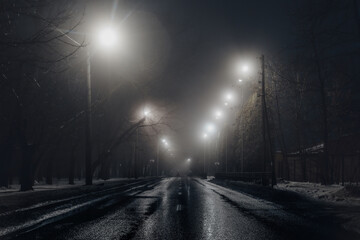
[275, 181, 360, 205]
[0, 178, 141, 214]
[0, 178, 128, 194]
[210, 178, 360, 236]
[275, 181, 360, 235]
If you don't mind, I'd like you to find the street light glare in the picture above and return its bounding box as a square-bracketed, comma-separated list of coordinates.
[97, 27, 117, 49]
[238, 78, 243, 83]
[242, 64, 249, 73]
[225, 93, 233, 100]
[187, 158, 191, 162]
[214, 109, 223, 119]
[205, 123, 215, 133]
[143, 108, 150, 117]
[203, 133, 208, 139]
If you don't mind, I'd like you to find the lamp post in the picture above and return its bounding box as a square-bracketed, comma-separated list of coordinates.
[237, 63, 250, 173]
[237, 78, 245, 173]
[85, 26, 118, 185]
[213, 108, 224, 174]
[156, 141, 160, 177]
[202, 133, 208, 175]
[157, 138, 169, 177]
[222, 92, 234, 174]
[204, 122, 216, 175]
[134, 107, 150, 179]
[85, 52, 92, 185]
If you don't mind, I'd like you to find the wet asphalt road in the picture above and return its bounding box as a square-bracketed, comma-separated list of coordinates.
[21, 177, 358, 240]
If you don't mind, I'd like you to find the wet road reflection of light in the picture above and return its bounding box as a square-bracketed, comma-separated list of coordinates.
[203, 191, 216, 240]
[28, 177, 360, 240]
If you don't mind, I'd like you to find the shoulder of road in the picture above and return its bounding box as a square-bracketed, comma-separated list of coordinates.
[0, 177, 161, 239]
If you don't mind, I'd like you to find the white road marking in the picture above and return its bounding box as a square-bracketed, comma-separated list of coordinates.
[176, 204, 183, 211]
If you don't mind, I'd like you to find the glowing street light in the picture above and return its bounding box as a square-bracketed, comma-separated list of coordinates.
[97, 27, 118, 49]
[214, 109, 223, 120]
[242, 64, 249, 73]
[225, 93, 233, 101]
[238, 78, 243, 83]
[205, 123, 216, 133]
[143, 108, 150, 118]
[187, 158, 191, 162]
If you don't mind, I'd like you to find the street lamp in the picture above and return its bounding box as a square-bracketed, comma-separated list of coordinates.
[242, 64, 249, 73]
[157, 137, 170, 176]
[205, 123, 216, 133]
[212, 108, 225, 174]
[222, 91, 235, 173]
[85, 25, 119, 185]
[223, 91, 235, 108]
[143, 108, 150, 118]
[201, 132, 208, 176]
[236, 78, 245, 173]
[214, 109, 223, 120]
[97, 27, 118, 49]
[225, 93, 233, 101]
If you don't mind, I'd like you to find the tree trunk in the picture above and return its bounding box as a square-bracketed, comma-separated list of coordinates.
[0, 139, 12, 188]
[98, 152, 111, 180]
[1, 121, 15, 188]
[76, 159, 82, 181]
[45, 159, 53, 185]
[341, 155, 345, 186]
[68, 145, 76, 185]
[20, 144, 35, 191]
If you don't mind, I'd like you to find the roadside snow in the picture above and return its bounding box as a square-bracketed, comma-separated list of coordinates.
[275, 181, 360, 205]
[212, 178, 360, 236]
[0, 178, 127, 194]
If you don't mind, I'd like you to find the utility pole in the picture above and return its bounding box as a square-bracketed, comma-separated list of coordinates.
[156, 141, 160, 177]
[85, 52, 92, 185]
[260, 54, 276, 187]
[134, 128, 139, 179]
[203, 140, 206, 174]
[207, 140, 210, 174]
[225, 125, 228, 173]
[241, 85, 244, 173]
[261, 55, 267, 185]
